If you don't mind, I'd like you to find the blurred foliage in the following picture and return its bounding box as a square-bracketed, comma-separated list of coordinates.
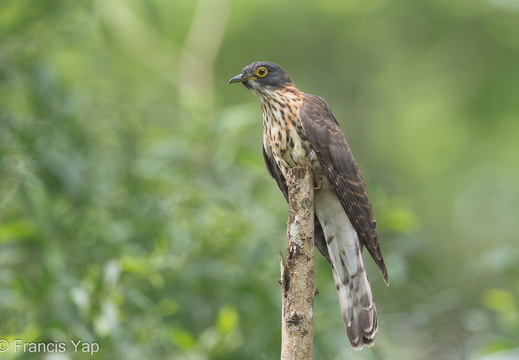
[1, 0, 519, 359]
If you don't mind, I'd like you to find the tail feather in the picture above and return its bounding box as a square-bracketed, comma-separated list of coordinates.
[315, 187, 378, 349]
[332, 268, 378, 348]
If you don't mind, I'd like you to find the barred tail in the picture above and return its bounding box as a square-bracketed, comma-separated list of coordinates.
[331, 267, 377, 348]
[315, 187, 378, 349]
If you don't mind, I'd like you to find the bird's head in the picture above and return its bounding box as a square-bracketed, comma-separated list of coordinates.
[228, 61, 294, 95]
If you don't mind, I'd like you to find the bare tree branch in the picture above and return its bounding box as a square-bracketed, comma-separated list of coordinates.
[280, 166, 315, 360]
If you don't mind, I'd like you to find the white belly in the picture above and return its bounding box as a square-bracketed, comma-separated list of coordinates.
[263, 121, 326, 187]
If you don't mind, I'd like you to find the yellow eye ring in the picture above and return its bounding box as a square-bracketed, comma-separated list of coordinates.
[256, 67, 268, 77]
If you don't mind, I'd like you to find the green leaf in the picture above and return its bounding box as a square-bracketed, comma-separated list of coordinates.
[216, 305, 239, 335]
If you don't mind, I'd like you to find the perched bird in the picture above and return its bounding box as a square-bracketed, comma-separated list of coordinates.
[229, 61, 389, 349]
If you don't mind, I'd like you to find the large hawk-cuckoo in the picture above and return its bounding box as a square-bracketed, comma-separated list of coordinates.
[229, 61, 388, 349]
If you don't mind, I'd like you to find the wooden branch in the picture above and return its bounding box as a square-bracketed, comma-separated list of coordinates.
[280, 166, 315, 360]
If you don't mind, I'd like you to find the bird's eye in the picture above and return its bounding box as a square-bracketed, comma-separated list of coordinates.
[256, 67, 268, 77]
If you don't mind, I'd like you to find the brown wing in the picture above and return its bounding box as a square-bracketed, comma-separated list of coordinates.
[262, 144, 331, 263]
[262, 145, 288, 201]
[299, 94, 388, 284]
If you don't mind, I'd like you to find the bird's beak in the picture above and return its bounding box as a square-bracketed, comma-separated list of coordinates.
[228, 73, 256, 84]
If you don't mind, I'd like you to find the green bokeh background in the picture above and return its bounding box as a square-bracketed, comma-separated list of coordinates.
[1, 0, 518, 359]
